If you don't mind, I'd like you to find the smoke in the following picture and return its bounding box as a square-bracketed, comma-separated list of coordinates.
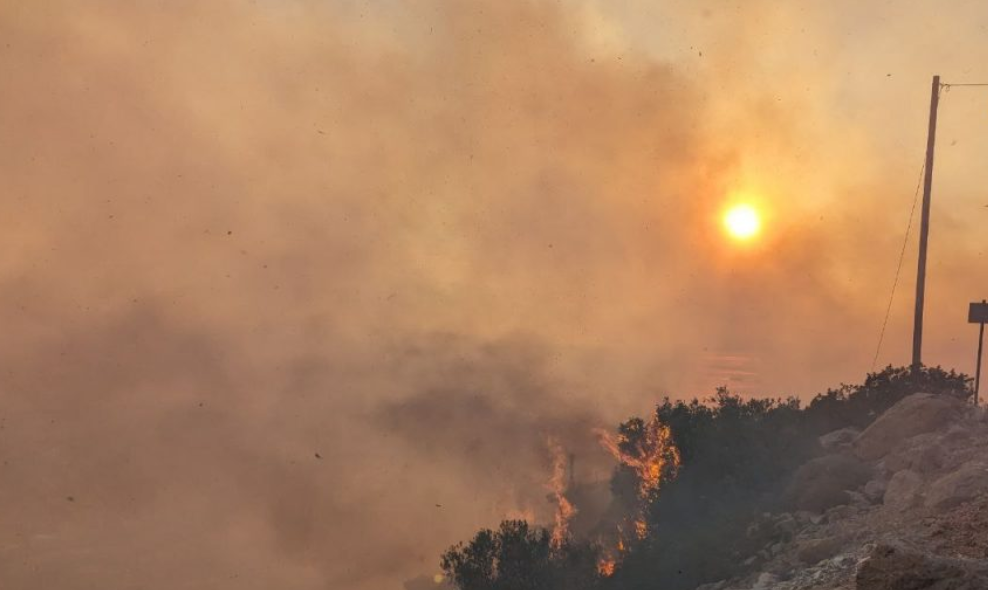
[0, 0, 986, 588]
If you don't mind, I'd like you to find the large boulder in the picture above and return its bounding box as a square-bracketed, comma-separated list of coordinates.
[854, 393, 966, 461]
[856, 542, 988, 589]
[925, 461, 988, 511]
[786, 453, 873, 513]
[885, 432, 944, 474]
[883, 469, 924, 511]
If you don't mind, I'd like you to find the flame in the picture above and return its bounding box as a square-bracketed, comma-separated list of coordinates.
[595, 528, 627, 577]
[634, 518, 648, 540]
[597, 558, 616, 577]
[546, 437, 576, 549]
[594, 416, 680, 500]
[593, 414, 681, 577]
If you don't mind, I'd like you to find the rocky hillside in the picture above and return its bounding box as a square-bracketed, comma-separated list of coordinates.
[698, 392, 988, 590]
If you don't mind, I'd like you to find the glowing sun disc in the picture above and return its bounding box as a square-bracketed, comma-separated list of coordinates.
[723, 204, 761, 240]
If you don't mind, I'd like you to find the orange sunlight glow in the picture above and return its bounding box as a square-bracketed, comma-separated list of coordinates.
[723, 203, 761, 240]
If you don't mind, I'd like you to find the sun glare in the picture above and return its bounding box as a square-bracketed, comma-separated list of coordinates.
[723, 204, 761, 240]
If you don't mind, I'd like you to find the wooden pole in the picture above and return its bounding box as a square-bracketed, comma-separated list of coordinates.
[912, 75, 941, 369]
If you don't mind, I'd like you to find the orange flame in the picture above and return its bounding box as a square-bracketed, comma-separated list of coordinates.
[634, 518, 648, 540]
[594, 416, 680, 500]
[546, 437, 576, 549]
[593, 414, 681, 576]
[595, 527, 627, 577]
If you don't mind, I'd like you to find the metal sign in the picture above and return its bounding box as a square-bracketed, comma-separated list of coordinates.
[970, 302, 988, 324]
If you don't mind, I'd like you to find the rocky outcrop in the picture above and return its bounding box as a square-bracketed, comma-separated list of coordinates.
[883, 469, 924, 511]
[854, 393, 965, 461]
[786, 453, 873, 513]
[856, 543, 988, 590]
[702, 392, 988, 590]
[925, 461, 988, 511]
[885, 432, 945, 474]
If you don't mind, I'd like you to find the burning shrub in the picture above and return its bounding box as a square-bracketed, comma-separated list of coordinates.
[611, 389, 815, 590]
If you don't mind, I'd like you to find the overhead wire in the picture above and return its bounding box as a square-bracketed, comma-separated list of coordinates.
[871, 161, 926, 372]
[870, 79, 987, 372]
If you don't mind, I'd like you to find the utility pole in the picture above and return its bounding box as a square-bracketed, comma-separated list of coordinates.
[912, 75, 941, 369]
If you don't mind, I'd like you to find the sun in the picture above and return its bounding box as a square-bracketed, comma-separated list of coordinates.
[723, 204, 761, 240]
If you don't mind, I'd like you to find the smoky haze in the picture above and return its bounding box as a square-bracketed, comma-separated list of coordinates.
[0, 1, 986, 588]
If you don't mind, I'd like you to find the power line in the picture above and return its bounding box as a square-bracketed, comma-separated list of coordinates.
[874, 77, 987, 372]
[872, 161, 927, 372]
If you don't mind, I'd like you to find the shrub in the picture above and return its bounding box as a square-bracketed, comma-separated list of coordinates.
[441, 520, 600, 590]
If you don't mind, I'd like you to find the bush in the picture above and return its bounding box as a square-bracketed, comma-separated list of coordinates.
[441, 520, 600, 590]
[806, 365, 971, 433]
[612, 390, 816, 590]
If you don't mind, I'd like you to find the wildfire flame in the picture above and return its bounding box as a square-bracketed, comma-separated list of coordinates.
[546, 437, 576, 549]
[597, 558, 616, 577]
[593, 414, 681, 576]
[594, 416, 680, 500]
[595, 527, 627, 576]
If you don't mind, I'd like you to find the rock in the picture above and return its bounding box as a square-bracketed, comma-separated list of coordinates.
[796, 536, 844, 565]
[751, 572, 778, 589]
[925, 461, 988, 510]
[774, 514, 798, 537]
[911, 442, 945, 474]
[885, 433, 944, 473]
[863, 479, 887, 503]
[818, 427, 861, 451]
[854, 393, 965, 461]
[941, 424, 976, 450]
[856, 542, 988, 590]
[847, 490, 871, 507]
[825, 504, 857, 522]
[883, 469, 923, 511]
[786, 453, 873, 513]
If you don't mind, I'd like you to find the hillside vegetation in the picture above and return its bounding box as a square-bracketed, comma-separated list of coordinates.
[440, 365, 971, 590]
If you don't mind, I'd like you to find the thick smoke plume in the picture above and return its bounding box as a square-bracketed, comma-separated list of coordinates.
[0, 1, 986, 588]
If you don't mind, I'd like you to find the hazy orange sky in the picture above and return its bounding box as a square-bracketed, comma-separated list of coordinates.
[1, 1, 986, 588]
